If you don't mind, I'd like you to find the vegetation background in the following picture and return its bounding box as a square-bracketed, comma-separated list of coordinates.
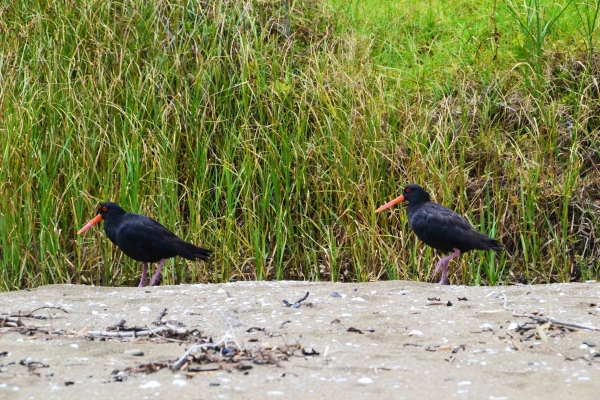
[1, 0, 599, 291]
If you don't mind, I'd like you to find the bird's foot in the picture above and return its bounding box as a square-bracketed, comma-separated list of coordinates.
[149, 275, 162, 286]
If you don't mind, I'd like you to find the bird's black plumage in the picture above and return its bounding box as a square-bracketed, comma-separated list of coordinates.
[78, 202, 211, 287]
[99, 202, 212, 263]
[403, 185, 502, 254]
[376, 184, 502, 284]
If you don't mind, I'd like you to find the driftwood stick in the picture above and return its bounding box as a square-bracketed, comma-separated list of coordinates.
[24, 306, 69, 315]
[512, 313, 600, 331]
[171, 323, 238, 371]
[87, 326, 188, 338]
[1, 306, 68, 325]
[171, 343, 223, 371]
[0, 315, 23, 325]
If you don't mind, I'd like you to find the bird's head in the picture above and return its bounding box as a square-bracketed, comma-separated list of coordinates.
[77, 202, 126, 234]
[375, 184, 431, 212]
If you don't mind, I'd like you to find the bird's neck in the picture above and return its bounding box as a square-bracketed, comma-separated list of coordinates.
[406, 199, 429, 215]
[103, 213, 125, 243]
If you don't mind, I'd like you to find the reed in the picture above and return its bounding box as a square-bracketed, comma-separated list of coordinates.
[0, 0, 598, 290]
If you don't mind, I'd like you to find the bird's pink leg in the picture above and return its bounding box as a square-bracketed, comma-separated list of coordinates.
[138, 263, 148, 288]
[435, 248, 461, 285]
[149, 259, 166, 286]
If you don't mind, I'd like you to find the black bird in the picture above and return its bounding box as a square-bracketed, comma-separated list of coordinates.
[78, 202, 212, 287]
[376, 184, 502, 284]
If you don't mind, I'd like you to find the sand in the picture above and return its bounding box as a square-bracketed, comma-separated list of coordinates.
[1, 281, 599, 399]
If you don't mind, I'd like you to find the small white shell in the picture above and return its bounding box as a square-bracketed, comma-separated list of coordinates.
[480, 323, 493, 331]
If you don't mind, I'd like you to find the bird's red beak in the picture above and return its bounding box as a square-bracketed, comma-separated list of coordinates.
[77, 214, 103, 234]
[375, 195, 405, 213]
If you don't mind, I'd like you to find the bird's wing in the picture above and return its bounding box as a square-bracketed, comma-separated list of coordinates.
[409, 203, 479, 250]
[117, 215, 176, 242]
[115, 215, 192, 258]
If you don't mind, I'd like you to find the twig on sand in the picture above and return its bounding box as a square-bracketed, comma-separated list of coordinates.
[87, 325, 189, 338]
[219, 311, 243, 351]
[172, 339, 228, 371]
[1, 306, 69, 327]
[171, 312, 243, 371]
[283, 292, 309, 308]
[0, 314, 24, 327]
[512, 312, 600, 331]
[152, 308, 168, 326]
[477, 292, 600, 331]
[24, 306, 69, 316]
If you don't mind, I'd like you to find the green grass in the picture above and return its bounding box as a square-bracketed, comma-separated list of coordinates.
[1, 0, 599, 291]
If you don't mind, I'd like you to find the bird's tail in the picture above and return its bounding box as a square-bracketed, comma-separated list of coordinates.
[484, 235, 503, 254]
[182, 242, 213, 262]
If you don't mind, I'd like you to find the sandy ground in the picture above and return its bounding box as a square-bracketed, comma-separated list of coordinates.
[1, 281, 599, 400]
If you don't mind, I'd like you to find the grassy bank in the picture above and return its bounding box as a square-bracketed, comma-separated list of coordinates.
[1, 0, 599, 290]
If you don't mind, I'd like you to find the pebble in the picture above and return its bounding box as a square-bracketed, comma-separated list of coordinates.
[583, 340, 596, 347]
[480, 324, 493, 331]
[139, 306, 151, 313]
[125, 349, 144, 356]
[172, 379, 187, 387]
[351, 297, 366, 302]
[139, 381, 161, 389]
[408, 330, 423, 336]
[397, 291, 411, 295]
[330, 291, 342, 298]
[358, 377, 373, 384]
[507, 322, 519, 331]
[487, 292, 499, 298]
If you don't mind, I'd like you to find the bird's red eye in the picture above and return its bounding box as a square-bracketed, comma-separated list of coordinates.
[405, 188, 412, 193]
[102, 206, 108, 212]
